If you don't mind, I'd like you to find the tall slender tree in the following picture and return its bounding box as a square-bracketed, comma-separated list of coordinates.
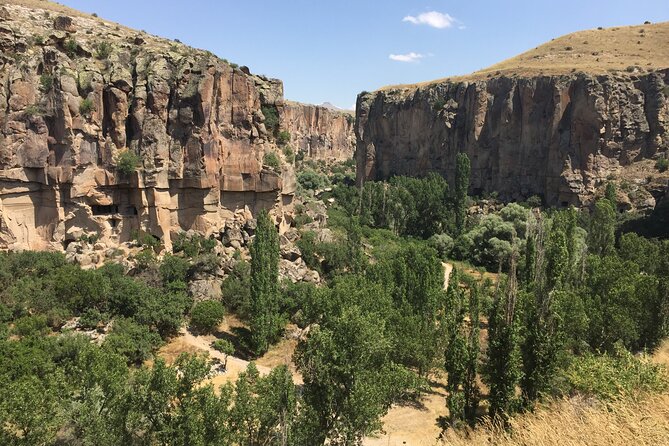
[463, 284, 481, 424]
[454, 153, 471, 236]
[250, 209, 281, 355]
[484, 253, 521, 423]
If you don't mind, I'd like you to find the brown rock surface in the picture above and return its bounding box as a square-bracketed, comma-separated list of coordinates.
[0, 1, 352, 250]
[356, 22, 669, 209]
[281, 101, 354, 161]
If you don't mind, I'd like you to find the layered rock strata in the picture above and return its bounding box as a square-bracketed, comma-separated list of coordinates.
[356, 70, 669, 209]
[281, 101, 354, 161]
[0, 2, 353, 251]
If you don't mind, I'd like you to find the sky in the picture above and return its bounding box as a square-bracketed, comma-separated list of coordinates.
[59, 0, 669, 110]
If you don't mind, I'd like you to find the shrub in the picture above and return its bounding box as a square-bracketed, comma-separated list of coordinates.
[104, 317, 162, 364]
[33, 35, 45, 45]
[561, 345, 667, 400]
[190, 300, 225, 334]
[64, 38, 78, 57]
[94, 41, 112, 59]
[294, 213, 313, 228]
[263, 152, 281, 171]
[116, 150, 140, 176]
[221, 261, 251, 318]
[172, 233, 216, 258]
[283, 145, 295, 163]
[261, 104, 279, 135]
[39, 74, 53, 92]
[429, 233, 454, 259]
[211, 338, 234, 355]
[79, 98, 94, 115]
[655, 156, 669, 172]
[159, 254, 190, 285]
[12, 315, 49, 338]
[277, 130, 291, 146]
[23, 105, 43, 117]
[78, 308, 107, 330]
[297, 168, 328, 191]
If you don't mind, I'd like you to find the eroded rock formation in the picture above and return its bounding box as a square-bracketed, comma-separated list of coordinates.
[356, 70, 669, 209]
[281, 101, 354, 161]
[0, 2, 353, 251]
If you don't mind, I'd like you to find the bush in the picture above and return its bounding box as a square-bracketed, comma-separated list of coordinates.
[277, 131, 291, 146]
[190, 300, 225, 334]
[561, 345, 667, 400]
[79, 98, 94, 116]
[221, 261, 251, 318]
[94, 41, 112, 59]
[263, 152, 281, 171]
[64, 38, 78, 57]
[655, 156, 669, 172]
[297, 168, 328, 191]
[116, 150, 140, 176]
[172, 233, 216, 258]
[159, 254, 190, 285]
[39, 74, 53, 92]
[283, 145, 295, 163]
[261, 105, 279, 134]
[78, 308, 108, 330]
[429, 233, 454, 259]
[12, 315, 48, 338]
[104, 317, 162, 364]
[211, 338, 234, 355]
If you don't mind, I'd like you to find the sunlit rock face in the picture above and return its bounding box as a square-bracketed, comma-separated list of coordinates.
[0, 3, 353, 250]
[356, 71, 669, 209]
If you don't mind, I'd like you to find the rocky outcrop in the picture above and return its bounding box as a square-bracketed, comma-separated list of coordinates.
[356, 71, 669, 208]
[281, 101, 354, 161]
[0, 3, 346, 251]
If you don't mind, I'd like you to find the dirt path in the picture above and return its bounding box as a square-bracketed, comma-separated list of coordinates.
[158, 316, 302, 387]
[443, 262, 453, 290]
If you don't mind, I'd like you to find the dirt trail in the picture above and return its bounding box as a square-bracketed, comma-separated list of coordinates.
[158, 316, 301, 387]
[443, 262, 453, 290]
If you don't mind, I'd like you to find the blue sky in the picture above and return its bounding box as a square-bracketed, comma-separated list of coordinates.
[60, 0, 668, 109]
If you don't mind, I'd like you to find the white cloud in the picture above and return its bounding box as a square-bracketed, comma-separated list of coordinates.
[389, 52, 425, 63]
[403, 11, 457, 29]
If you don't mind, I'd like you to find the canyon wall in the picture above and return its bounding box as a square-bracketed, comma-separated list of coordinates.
[0, 3, 352, 251]
[281, 101, 354, 161]
[356, 71, 669, 209]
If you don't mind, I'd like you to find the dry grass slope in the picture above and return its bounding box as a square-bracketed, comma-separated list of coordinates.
[381, 21, 669, 91]
[441, 340, 669, 446]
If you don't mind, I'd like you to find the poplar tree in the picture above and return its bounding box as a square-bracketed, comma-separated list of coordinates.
[454, 153, 471, 235]
[484, 253, 521, 423]
[463, 284, 481, 424]
[250, 209, 281, 355]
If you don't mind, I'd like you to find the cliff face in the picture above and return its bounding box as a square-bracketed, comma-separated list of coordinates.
[0, 2, 350, 251]
[356, 70, 669, 208]
[281, 102, 354, 161]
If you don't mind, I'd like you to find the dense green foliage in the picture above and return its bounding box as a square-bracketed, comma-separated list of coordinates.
[190, 300, 225, 334]
[454, 153, 471, 236]
[1, 162, 669, 444]
[249, 210, 282, 355]
[116, 149, 140, 176]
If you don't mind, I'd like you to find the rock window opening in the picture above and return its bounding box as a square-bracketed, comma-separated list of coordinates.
[92, 205, 119, 215]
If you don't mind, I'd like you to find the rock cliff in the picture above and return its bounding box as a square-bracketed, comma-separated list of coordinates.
[0, 1, 353, 250]
[356, 23, 669, 209]
[281, 101, 354, 161]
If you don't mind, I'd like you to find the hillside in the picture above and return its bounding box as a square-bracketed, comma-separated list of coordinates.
[382, 21, 669, 90]
[0, 0, 353, 252]
[357, 22, 669, 210]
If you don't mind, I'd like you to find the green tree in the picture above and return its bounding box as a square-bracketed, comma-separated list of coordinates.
[454, 152, 471, 235]
[250, 210, 282, 355]
[190, 300, 225, 334]
[444, 269, 468, 427]
[463, 284, 481, 424]
[588, 199, 616, 256]
[294, 307, 417, 445]
[484, 255, 522, 423]
[231, 363, 297, 446]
